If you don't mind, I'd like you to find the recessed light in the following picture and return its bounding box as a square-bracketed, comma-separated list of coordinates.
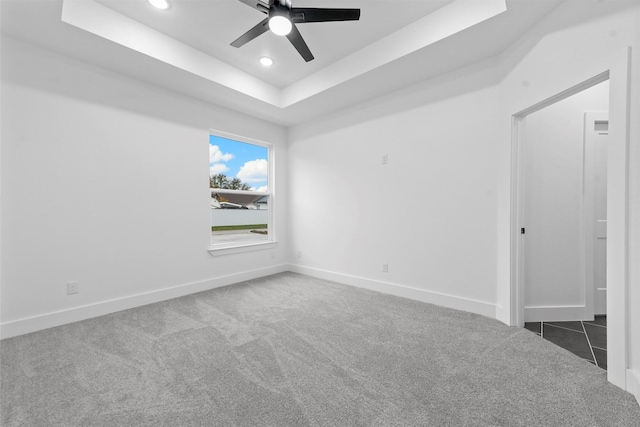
[259, 57, 274, 67]
[148, 0, 170, 10]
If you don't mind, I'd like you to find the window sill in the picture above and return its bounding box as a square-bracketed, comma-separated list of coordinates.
[208, 241, 277, 257]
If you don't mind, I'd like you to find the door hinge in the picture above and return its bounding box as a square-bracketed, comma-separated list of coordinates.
[521, 228, 525, 234]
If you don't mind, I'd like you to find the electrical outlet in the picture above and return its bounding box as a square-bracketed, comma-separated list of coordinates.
[382, 154, 389, 165]
[270, 251, 275, 259]
[67, 281, 79, 295]
[382, 263, 388, 273]
[296, 251, 302, 259]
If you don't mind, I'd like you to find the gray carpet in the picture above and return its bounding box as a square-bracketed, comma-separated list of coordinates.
[1, 272, 639, 426]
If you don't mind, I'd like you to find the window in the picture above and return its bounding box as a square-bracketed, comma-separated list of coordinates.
[208, 131, 274, 254]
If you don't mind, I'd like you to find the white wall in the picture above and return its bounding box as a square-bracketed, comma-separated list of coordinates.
[626, 7, 640, 407]
[288, 59, 501, 318]
[0, 37, 288, 338]
[523, 82, 609, 320]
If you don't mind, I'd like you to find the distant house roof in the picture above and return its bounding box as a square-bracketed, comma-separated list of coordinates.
[211, 189, 267, 207]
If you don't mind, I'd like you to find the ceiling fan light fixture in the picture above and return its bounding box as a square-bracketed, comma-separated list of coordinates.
[269, 15, 292, 36]
[147, 0, 170, 10]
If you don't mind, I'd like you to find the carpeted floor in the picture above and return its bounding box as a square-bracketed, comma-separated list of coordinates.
[2, 272, 639, 426]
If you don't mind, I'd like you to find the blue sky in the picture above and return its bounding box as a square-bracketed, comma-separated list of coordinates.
[209, 135, 268, 191]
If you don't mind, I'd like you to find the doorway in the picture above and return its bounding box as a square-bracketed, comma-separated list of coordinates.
[516, 81, 610, 369]
[509, 47, 631, 390]
[520, 82, 609, 324]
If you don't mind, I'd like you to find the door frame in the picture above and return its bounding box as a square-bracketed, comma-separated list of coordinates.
[510, 48, 631, 389]
[583, 112, 609, 317]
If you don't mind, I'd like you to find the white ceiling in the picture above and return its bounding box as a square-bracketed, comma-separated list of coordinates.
[1, 0, 563, 126]
[94, 0, 454, 89]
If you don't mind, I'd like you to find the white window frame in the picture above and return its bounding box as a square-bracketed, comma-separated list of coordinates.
[207, 129, 276, 256]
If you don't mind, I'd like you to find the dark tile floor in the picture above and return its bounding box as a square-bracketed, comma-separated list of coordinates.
[525, 316, 607, 369]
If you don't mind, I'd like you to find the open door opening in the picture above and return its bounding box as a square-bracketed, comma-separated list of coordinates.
[519, 82, 609, 324]
[509, 47, 631, 390]
[515, 81, 610, 369]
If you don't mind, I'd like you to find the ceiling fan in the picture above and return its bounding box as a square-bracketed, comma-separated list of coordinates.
[231, 0, 361, 62]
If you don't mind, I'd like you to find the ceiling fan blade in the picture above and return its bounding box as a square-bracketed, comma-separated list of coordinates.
[290, 8, 360, 23]
[230, 18, 270, 48]
[286, 24, 314, 62]
[236, 0, 272, 14]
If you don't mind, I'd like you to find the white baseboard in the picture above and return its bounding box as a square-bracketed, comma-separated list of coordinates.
[0, 264, 288, 339]
[494, 304, 513, 326]
[627, 369, 640, 407]
[524, 305, 589, 322]
[288, 264, 496, 319]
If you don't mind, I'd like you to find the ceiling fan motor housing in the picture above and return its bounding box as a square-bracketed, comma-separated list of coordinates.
[268, 3, 291, 21]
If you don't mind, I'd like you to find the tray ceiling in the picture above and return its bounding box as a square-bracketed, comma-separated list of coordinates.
[1, 0, 563, 126]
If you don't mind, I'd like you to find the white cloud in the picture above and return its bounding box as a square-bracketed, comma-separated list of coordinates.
[210, 164, 229, 175]
[210, 145, 234, 164]
[237, 159, 268, 183]
[251, 185, 268, 192]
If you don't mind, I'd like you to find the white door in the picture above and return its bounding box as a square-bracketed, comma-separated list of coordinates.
[522, 108, 586, 322]
[584, 113, 608, 315]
